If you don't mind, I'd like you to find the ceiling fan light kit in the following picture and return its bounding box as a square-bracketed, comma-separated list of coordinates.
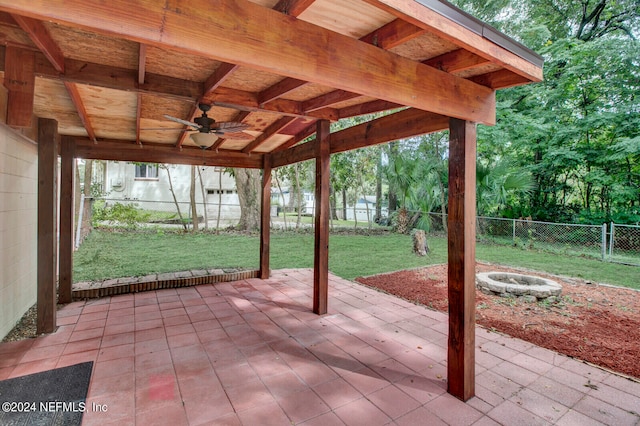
[190, 131, 219, 149]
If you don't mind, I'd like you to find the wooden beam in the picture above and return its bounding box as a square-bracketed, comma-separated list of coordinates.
[37, 118, 58, 334]
[0, 0, 497, 124]
[73, 138, 263, 168]
[360, 18, 426, 49]
[135, 93, 143, 145]
[362, 0, 542, 82]
[64, 81, 97, 142]
[259, 154, 272, 279]
[271, 108, 448, 167]
[58, 135, 75, 304]
[313, 120, 330, 315]
[447, 118, 476, 401]
[242, 116, 296, 154]
[3, 46, 35, 127]
[273, 0, 316, 16]
[12, 14, 64, 72]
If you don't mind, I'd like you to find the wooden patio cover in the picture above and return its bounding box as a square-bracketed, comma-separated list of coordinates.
[0, 0, 542, 401]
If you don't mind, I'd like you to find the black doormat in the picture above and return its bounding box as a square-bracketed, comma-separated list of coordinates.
[0, 361, 93, 426]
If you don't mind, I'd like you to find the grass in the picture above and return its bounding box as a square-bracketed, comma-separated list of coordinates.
[74, 229, 640, 289]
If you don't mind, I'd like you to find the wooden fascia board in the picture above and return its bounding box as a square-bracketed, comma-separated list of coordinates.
[363, 0, 543, 83]
[0, 0, 496, 124]
[73, 138, 263, 168]
[272, 108, 448, 167]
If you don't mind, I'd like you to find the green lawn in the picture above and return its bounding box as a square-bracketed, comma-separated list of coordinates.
[74, 230, 639, 289]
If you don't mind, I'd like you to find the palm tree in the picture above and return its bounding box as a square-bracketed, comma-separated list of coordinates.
[476, 159, 535, 216]
[385, 152, 418, 233]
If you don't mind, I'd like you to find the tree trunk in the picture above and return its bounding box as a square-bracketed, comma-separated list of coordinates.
[294, 163, 302, 229]
[274, 169, 287, 230]
[197, 167, 208, 230]
[81, 159, 93, 237]
[190, 165, 199, 232]
[216, 168, 223, 232]
[235, 168, 261, 231]
[163, 165, 187, 231]
[342, 188, 347, 220]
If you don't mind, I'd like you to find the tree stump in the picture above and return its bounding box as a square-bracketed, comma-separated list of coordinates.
[412, 230, 429, 256]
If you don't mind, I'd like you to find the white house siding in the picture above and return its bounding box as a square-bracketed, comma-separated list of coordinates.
[0, 123, 38, 339]
[103, 162, 240, 223]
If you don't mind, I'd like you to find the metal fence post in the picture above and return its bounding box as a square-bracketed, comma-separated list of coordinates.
[609, 222, 615, 258]
[601, 223, 606, 261]
[512, 218, 516, 243]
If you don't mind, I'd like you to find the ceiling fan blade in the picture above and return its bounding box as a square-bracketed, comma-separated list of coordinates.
[211, 121, 250, 133]
[163, 114, 200, 129]
[140, 127, 191, 132]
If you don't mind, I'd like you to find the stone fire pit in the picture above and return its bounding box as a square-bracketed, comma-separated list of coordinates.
[476, 272, 562, 301]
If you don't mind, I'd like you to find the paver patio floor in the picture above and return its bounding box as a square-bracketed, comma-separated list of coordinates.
[1, 269, 639, 425]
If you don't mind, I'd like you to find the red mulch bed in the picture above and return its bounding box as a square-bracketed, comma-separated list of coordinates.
[356, 263, 640, 380]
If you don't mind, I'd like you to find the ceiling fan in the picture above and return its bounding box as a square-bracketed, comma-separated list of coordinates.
[160, 103, 252, 149]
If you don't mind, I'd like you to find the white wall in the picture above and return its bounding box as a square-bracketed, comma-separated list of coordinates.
[0, 122, 38, 339]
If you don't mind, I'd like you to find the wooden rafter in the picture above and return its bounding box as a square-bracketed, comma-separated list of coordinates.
[210, 110, 251, 151]
[303, 90, 361, 113]
[241, 116, 296, 154]
[424, 48, 490, 73]
[64, 82, 97, 142]
[272, 120, 317, 152]
[12, 14, 64, 73]
[360, 18, 425, 49]
[258, 78, 307, 106]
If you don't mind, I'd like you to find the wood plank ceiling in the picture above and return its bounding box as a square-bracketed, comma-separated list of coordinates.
[0, 0, 542, 168]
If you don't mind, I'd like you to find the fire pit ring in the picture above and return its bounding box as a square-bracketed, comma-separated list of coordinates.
[476, 272, 562, 300]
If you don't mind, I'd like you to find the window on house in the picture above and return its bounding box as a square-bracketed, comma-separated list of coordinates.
[135, 164, 159, 179]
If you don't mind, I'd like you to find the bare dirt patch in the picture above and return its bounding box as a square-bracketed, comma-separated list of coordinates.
[356, 263, 640, 380]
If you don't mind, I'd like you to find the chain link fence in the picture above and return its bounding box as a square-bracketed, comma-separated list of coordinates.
[90, 198, 639, 265]
[609, 223, 640, 266]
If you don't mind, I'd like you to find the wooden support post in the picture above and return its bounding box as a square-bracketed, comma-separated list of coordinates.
[447, 118, 477, 401]
[3, 46, 35, 127]
[37, 118, 59, 334]
[313, 120, 330, 315]
[259, 154, 272, 279]
[58, 136, 75, 304]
